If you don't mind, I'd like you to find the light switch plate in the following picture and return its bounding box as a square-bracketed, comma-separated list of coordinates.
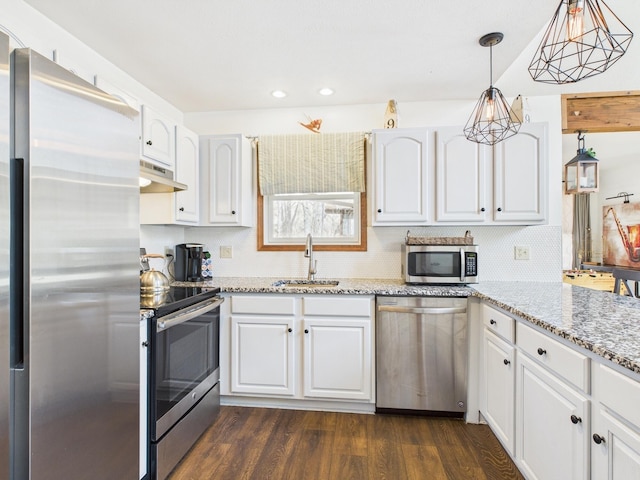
[220, 246, 233, 258]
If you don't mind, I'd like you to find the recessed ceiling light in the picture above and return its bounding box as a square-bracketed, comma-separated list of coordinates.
[271, 90, 287, 98]
[318, 88, 334, 96]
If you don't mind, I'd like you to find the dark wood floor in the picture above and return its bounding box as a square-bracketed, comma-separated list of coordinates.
[168, 406, 524, 480]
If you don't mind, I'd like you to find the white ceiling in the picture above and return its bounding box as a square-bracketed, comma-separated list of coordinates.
[22, 0, 640, 113]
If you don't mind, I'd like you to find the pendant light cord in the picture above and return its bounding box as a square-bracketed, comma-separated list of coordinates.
[489, 43, 493, 88]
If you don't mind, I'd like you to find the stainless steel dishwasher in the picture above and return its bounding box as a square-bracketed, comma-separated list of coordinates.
[376, 296, 468, 416]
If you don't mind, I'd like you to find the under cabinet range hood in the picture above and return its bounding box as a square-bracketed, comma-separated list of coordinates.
[140, 160, 187, 193]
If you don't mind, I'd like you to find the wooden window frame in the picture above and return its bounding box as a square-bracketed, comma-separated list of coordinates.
[257, 191, 367, 252]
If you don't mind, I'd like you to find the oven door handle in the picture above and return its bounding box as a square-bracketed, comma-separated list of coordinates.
[377, 305, 467, 315]
[157, 296, 224, 331]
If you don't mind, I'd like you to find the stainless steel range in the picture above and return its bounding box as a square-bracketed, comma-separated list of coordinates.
[143, 286, 224, 480]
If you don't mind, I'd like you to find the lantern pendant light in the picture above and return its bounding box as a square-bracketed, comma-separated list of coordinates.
[564, 131, 599, 194]
[464, 32, 521, 146]
[529, 0, 633, 84]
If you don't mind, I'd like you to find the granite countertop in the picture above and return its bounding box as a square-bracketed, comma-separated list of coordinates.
[163, 277, 640, 375]
[181, 276, 473, 296]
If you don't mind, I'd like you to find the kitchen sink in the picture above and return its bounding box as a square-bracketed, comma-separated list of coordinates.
[272, 279, 340, 288]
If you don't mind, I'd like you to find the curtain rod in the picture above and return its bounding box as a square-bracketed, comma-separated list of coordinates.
[246, 132, 372, 141]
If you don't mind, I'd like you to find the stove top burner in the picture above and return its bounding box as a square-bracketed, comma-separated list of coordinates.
[141, 285, 221, 317]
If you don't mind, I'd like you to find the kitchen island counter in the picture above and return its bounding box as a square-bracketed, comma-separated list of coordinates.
[473, 281, 640, 375]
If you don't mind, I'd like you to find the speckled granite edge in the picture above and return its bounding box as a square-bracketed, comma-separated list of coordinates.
[172, 277, 474, 297]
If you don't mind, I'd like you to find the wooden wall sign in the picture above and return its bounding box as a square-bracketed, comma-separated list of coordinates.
[561, 90, 640, 133]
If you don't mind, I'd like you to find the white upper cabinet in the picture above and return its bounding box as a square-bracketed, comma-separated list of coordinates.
[371, 128, 430, 225]
[174, 125, 200, 224]
[435, 123, 548, 225]
[436, 127, 488, 222]
[200, 134, 253, 227]
[493, 123, 548, 223]
[141, 105, 175, 170]
[139, 125, 199, 225]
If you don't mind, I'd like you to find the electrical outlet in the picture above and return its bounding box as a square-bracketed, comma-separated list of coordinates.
[514, 245, 530, 260]
[220, 246, 233, 258]
[164, 247, 174, 258]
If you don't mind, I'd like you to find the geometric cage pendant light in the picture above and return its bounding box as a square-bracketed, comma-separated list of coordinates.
[529, 0, 633, 84]
[464, 32, 522, 146]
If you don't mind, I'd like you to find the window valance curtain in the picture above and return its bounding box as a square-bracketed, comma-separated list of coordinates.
[258, 132, 366, 195]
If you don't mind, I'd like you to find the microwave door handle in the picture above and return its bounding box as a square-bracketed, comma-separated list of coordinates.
[156, 296, 224, 331]
[460, 248, 465, 282]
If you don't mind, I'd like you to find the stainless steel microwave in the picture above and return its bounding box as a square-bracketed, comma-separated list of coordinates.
[401, 244, 479, 284]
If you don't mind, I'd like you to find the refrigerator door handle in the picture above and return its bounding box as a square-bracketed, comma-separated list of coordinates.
[9, 157, 25, 368]
[156, 296, 224, 331]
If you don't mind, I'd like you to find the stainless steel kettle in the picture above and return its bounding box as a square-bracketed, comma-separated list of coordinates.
[140, 254, 169, 295]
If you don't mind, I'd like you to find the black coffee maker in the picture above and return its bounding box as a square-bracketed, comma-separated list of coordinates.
[174, 243, 204, 281]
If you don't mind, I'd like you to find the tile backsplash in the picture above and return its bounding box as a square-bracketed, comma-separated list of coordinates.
[146, 224, 563, 282]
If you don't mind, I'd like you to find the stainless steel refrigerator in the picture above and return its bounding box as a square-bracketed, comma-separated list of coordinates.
[1, 30, 10, 480]
[6, 44, 142, 479]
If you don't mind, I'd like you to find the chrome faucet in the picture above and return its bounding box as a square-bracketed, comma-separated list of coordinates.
[304, 233, 317, 281]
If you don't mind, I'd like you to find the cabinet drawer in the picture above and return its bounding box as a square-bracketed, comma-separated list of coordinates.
[594, 363, 640, 429]
[230, 295, 295, 315]
[482, 304, 515, 343]
[303, 296, 372, 317]
[517, 322, 589, 391]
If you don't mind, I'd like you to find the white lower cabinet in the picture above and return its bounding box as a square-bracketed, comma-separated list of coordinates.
[480, 303, 594, 480]
[483, 329, 515, 454]
[591, 407, 640, 480]
[302, 295, 372, 401]
[230, 315, 295, 396]
[516, 352, 590, 480]
[592, 363, 640, 480]
[225, 294, 374, 406]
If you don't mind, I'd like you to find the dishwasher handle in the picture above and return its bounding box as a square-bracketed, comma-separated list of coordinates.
[377, 305, 467, 315]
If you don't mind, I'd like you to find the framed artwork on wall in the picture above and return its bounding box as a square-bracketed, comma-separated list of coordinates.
[603, 202, 640, 267]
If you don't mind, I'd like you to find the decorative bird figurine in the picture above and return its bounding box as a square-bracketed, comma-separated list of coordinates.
[300, 115, 322, 133]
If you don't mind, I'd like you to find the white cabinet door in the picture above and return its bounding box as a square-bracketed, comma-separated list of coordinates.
[516, 353, 589, 480]
[201, 134, 253, 226]
[435, 127, 489, 222]
[141, 105, 175, 169]
[592, 407, 640, 480]
[302, 318, 371, 401]
[174, 125, 199, 224]
[483, 329, 515, 454]
[230, 316, 295, 396]
[493, 123, 547, 223]
[372, 128, 429, 225]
